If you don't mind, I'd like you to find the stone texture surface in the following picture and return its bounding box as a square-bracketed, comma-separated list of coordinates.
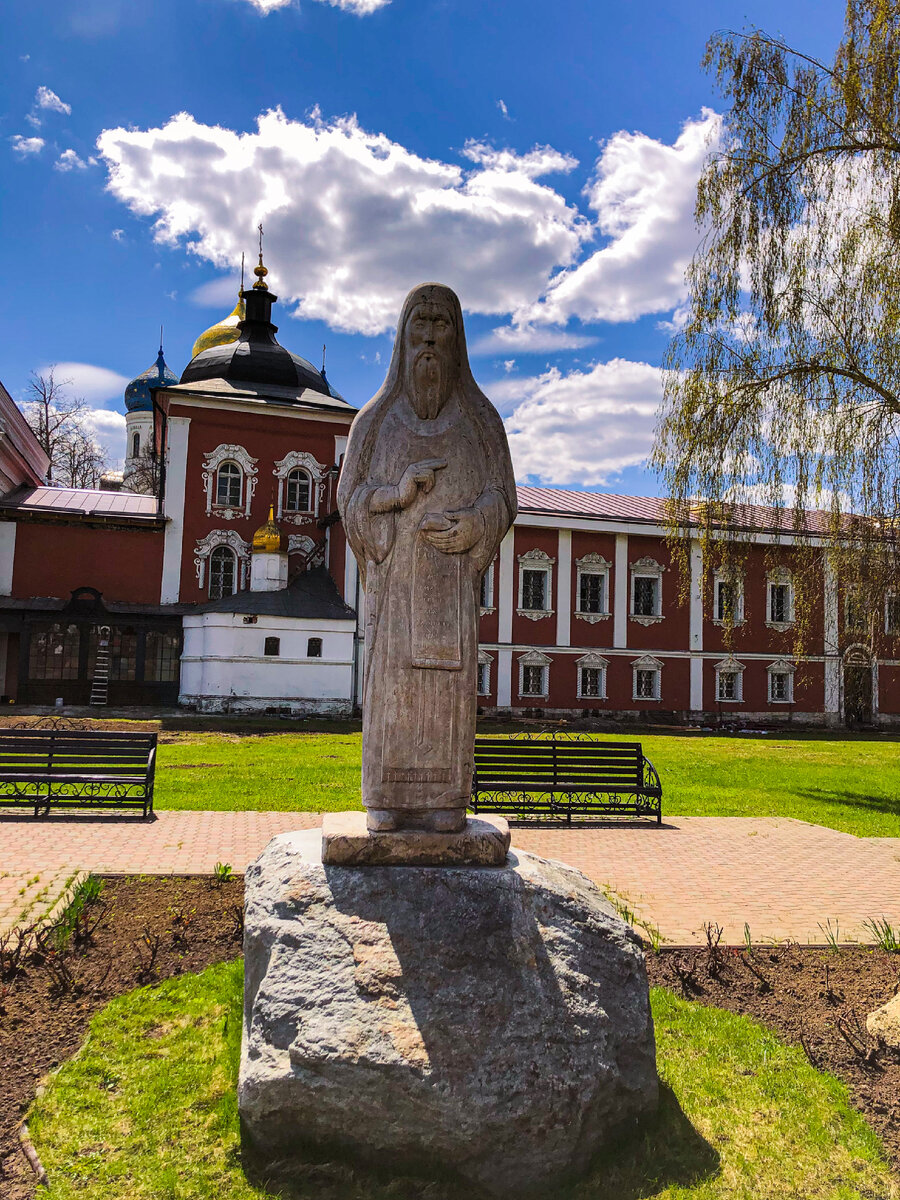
[867, 992, 900, 1048]
[239, 830, 658, 1198]
[322, 811, 510, 866]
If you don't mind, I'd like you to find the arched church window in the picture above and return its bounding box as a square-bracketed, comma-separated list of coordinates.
[285, 468, 312, 513]
[131, 432, 140, 459]
[209, 545, 237, 600]
[216, 462, 243, 508]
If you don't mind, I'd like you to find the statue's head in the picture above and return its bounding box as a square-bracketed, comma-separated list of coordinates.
[401, 289, 459, 420]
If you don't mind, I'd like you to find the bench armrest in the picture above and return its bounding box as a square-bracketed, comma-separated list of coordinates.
[641, 755, 662, 795]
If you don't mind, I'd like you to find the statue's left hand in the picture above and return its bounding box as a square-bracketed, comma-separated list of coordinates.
[421, 508, 484, 554]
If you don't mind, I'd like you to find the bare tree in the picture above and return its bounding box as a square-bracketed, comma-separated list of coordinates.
[22, 368, 108, 488]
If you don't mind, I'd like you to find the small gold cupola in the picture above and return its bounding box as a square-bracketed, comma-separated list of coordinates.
[252, 505, 286, 554]
[191, 295, 246, 359]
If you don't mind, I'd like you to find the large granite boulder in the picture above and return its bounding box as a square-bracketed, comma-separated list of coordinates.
[239, 830, 658, 1198]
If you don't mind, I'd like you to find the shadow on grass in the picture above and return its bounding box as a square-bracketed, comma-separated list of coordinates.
[794, 788, 900, 817]
[241, 1083, 719, 1200]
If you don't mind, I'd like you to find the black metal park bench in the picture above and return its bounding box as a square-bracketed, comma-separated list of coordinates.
[0, 728, 157, 818]
[471, 735, 662, 824]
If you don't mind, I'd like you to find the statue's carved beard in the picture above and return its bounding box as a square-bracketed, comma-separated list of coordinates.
[409, 350, 451, 420]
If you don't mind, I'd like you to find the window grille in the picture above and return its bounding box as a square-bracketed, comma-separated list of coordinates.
[216, 462, 242, 508]
[477, 661, 490, 695]
[887, 594, 900, 634]
[28, 623, 80, 681]
[145, 631, 180, 682]
[579, 666, 604, 698]
[479, 568, 493, 609]
[633, 576, 658, 616]
[635, 668, 659, 699]
[285, 469, 312, 513]
[307, 637, 323, 658]
[770, 672, 791, 702]
[717, 671, 739, 701]
[521, 569, 547, 611]
[769, 583, 790, 623]
[521, 664, 546, 696]
[579, 572, 605, 613]
[209, 546, 237, 599]
[716, 581, 735, 622]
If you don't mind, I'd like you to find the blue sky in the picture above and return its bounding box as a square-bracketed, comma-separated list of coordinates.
[3, 0, 847, 489]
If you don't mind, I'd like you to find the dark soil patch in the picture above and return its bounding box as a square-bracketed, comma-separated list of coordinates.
[646, 939, 900, 1168]
[2, 878, 899, 1197]
[0, 875, 244, 1199]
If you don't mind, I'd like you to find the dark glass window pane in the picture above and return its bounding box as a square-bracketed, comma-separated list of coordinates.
[285, 469, 311, 512]
[522, 569, 546, 610]
[580, 666, 602, 697]
[636, 669, 658, 698]
[477, 662, 489, 694]
[633, 576, 658, 616]
[579, 572, 605, 613]
[479, 570, 492, 608]
[264, 637, 281, 657]
[887, 595, 900, 634]
[770, 584, 789, 622]
[716, 582, 734, 621]
[209, 546, 236, 599]
[216, 462, 242, 508]
[522, 664, 545, 695]
[28, 623, 80, 680]
[145, 631, 180, 682]
[718, 671, 737, 701]
[770, 672, 789, 701]
[307, 637, 322, 658]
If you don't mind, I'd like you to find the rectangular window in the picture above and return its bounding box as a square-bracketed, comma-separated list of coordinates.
[716, 581, 735, 622]
[477, 662, 490, 695]
[264, 637, 281, 657]
[479, 567, 493, 609]
[521, 569, 547, 611]
[769, 583, 790, 623]
[635, 669, 659, 699]
[717, 671, 739, 701]
[145, 631, 180, 682]
[306, 637, 322, 658]
[845, 595, 865, 630]
[770, 672, 792, 702]
[579, 666, 604, 698]
[579, 572, 606, 613]
[28, 623, 80, 681]
[633, 576, 659, 616]
[106, 630, 137, 681]
[521, 664, 546, 696]
[887, 594, 900, 634]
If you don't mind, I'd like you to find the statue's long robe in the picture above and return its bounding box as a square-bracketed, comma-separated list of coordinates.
[340, 388, 515, 813]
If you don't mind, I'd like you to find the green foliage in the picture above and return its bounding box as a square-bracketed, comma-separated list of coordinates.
[51, 874, 106, 952]
[862, 914, 900, 950]
[655, 0, 900, 626]
[213, 862, 234, 887]
[28, 964, 895, 1199]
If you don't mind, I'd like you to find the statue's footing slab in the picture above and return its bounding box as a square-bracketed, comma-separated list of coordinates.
[322, 811, 510, 866]
[239, 831, 658, 1199]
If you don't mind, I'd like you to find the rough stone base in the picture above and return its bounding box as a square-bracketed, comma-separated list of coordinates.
[239, 830, 658, 1198]
[867, 993, 900, 1048]
[322, 811, 510, 865]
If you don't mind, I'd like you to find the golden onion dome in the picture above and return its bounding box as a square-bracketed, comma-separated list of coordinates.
[191, 296, 246, 359]
[252, 505, 286, 554]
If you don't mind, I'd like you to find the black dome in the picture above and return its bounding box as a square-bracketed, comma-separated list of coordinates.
[180, 285, 343, 400]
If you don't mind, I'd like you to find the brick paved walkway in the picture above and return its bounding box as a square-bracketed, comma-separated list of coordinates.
[0, 812, 897, 945]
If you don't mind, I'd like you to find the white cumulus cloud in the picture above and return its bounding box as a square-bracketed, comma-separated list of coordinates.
[97, 108, 587, 337]
[34, 85, 72, 116]
[470, 324, 598, 355]
[10, 135, 44, 157]
[55, 148, 89, 171]
[494, 357, 664, 485]
[519, 109, 721, 327]
[238, 0, 388, 12]
[40, 362, 131, 406]
[85, 408, 127, 468]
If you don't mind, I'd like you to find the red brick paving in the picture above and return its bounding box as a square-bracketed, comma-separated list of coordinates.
[0, 812, 897, 945]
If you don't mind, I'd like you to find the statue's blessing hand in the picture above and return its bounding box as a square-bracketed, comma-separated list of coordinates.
[397, 459, 447, 507]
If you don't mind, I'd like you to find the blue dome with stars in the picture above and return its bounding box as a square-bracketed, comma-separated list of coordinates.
[124, 347, 179, 413]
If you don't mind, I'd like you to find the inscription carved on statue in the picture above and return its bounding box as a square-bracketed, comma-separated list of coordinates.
[337, 283, 516, 834]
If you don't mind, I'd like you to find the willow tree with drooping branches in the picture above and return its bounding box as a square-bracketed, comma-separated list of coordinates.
[654, 0, 900, 649]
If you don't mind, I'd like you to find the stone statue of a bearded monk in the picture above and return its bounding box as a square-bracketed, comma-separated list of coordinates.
[338, 284, 516, 834]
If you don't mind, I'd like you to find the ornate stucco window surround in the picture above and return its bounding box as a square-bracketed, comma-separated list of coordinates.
[575, 553, 611, 623]
[629, 557, 665, 625]
[767, 658, 796, 703]
[517, 549, 555, 621]
[273, 451, 328, 523]
[477, 649, 493, 696]
[576, 651, 608, 699]
[766, 568, 795, 630]
[714, 656, 745, 702]
[632, 654, 663, 701]
[479, 562, 496, 615]
[713, 571, 745, 626]
[202, 444, 258, 519]
[194, 530, 252, 591]
[518, 649, 551, 698]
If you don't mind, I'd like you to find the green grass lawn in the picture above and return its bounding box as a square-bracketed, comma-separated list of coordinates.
[29, 960, 895, 1200]
[154, 728, 900, 838]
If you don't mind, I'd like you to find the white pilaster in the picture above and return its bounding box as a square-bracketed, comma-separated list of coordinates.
[613, 533, 628, 648]
[823, 556, 841, 714]
[689, 538, 703, 651]
[498, 529, 515, 644]
[0, 522, 16, 595]
[160, 416, 191, 605]
[690, 656, 704, 711]
[556, 528, 572, 647]
[343, 545, 358, 612]
[496, 647, 513, 707]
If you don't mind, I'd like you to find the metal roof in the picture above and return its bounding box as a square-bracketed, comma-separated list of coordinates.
[193, 567, 355, 621]
[0, 486, 160, 519]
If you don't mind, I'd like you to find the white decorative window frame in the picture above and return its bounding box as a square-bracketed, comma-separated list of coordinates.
[517, 548, 555, 621]
[202, 444, 258, 519]
[766, 568, 794, 630]
[576, 651, 609, 700]
[287, 534, 316, 557]
[194, 530, 251, 592]
[632, 654, 663, 701]
[767, 658, 796, 703]
[714, 655, 745, 703]
[477, 649, 493, 696]
[712, 571, 745, 626]
[273, 450, 328, 523]
[518, 649, 551, 699]
[630, 556, 665, 625]
[575, 553, 611, 623]
[886, 592, 900, 635]
[479, 562, 496, 615]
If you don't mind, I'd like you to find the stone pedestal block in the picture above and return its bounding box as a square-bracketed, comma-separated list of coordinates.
[239, 830, 658, 1198]
[322, 811, 510, 865]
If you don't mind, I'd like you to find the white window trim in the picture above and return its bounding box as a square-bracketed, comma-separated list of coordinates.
[517, 549, 555, 621]
[518, 649, 551, 699]
[477, 649, 493, 696]
[712, 572, 745, 626]
[480, 562, 496, 615]
[574, 553, 611, 623]
[194, 530, 251, 591]
[629, 557, 664, 625]
[631, 654, 663, 701]
[273, 450, 328, 522]
[767, 658, 796, 703]
[202, 444, 258, 519]
[886, 593, 900, 635]
[714, 656, 745, 703]
[576, 652, 608, 700]
[766, 569, 795, 629]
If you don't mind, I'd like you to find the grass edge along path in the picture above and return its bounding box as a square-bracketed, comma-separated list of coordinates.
[29, 961, 897, 1200]
[153, 728, 900, 839]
